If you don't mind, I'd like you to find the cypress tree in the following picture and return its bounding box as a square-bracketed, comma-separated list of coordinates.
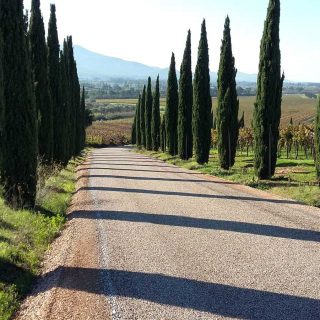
[80, 86, 86, 149]
[140, 86, 146, 148]
[29, 0, 53, 163]
[160, 116, 166, 152]
[315, 100, 320, 181]
[0, 0, 38, 208]
[178, 30, 193, 160]
[0, 32, 4, 171]
[216, 16, 239, 170]
[136, 94, 141, 147]
[67, 36, 81, 156]
[151, 75, 161, 151]
[131, 106, 137, 145]
[253, 0, 284, 179]
[48, 4, 63, 163]
[239, 111, 245, 129]
[166, 53, 179, 156]
[193, 19, 212, 164]
[145, 77, 153, 150]
[60, 43, 71, 164]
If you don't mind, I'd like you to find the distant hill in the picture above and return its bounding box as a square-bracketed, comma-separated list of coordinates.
[74, 45, 257, 82]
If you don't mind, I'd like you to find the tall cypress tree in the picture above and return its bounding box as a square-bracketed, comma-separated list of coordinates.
[29, 0, 53, 163]
[0, 0, 38, 208]
[253, 0, 284, 179]
[48, 4, 63, 163]
[145, 77, 153, 150]
[80, 86, 86, 150]
[131, 106, 137, 145]
[193, 19, 212, 164]
[136, 94, 141, 147]
[60, 43, 71, 164]
[166, 53, 179, 156]
[315, 100, 320, 181]
[151, 75, 161, 151]
[216, 16, 239, 170]
[67, 36, 81, 156]
[160, 116, 166, 152]
[140, 86, 146, 148]
[178, 30, 193, 160]
[0, 31, 4, 171]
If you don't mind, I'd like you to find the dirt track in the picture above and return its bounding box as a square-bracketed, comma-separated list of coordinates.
[16, 147, 320, 319]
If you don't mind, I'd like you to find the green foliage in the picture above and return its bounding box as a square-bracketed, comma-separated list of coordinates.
[140, 86, 146, 148]
[48, 4, 64, 164]
[160, 116, 166, 152]
[29, 0, 53, 163]
[80, 87, 86, 150]
[59, 46, 70, 164]
[178, 30, 193, 160]
[216, 16, 239, 170]
[193, 20, 212, 164]
[239, 111, 245, 129]
[145, 77, 153, 150]
[67, 37, 81, 157]
[315, 100, 320, 180]
[166, 53, 179, 156]
[0, 0, 38, 209]
[0, 156, 81, 320]
[151, 75, 161, 151]
[253, 0, 284, 179]
[131, 104, 137, 144]
[0, 32, 4, 171]
[135, 95, 141, 146]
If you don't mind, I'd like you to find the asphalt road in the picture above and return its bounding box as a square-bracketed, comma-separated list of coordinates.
[17, 147, 320, 320]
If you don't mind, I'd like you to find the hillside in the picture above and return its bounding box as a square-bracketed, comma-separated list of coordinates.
[74, 45, 257, 82]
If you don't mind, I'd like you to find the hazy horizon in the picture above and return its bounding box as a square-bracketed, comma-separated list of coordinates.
[25, 0, 320, 82]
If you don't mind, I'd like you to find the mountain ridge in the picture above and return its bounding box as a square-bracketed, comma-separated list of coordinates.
[74, 45, 258, 82]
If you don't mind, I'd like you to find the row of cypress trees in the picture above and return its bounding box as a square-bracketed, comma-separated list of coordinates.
[133, 76, 161, 151]
[132, 0, 291, 180]
[0, 0, 86, 209]
[132, 20, 212, 165]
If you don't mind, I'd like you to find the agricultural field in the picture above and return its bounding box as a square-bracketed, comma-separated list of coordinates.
[211, 94, 317, 126]
[97, 94, 317, 126]
[86, 118, 132, 146]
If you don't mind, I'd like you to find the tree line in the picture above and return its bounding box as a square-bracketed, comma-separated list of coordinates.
[132, 0, 320, 182]
[0, 0, 86, 209]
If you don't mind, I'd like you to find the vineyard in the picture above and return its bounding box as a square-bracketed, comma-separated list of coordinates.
[86, 119, 132, 146]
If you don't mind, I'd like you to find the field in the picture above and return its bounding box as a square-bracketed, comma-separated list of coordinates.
[97, 94, 317, 126]
[86, 118, 132, 146]
[211, 94, 317, 126]
[137, 149, 320, 208]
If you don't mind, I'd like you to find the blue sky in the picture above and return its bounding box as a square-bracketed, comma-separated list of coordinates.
[25, 0, 320, 82]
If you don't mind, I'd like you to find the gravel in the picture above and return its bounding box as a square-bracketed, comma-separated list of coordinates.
[16, 147, 320, 319]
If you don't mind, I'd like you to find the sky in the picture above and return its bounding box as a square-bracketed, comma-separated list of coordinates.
[25, 0, 320, 82]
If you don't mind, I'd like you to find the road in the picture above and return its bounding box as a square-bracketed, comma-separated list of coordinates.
[17, 147, 320, 320]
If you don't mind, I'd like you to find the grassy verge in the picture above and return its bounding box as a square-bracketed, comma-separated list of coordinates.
[136, 149, 320, 208]
[0, 154, 86, 320]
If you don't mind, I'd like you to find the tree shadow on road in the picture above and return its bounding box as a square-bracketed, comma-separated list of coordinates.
[70, 210, 320, 242]
[37, 266, 320, 319]
[76, 167, 200, 174]
[77, 186, 301, 205]
[76, 174, 236, 184]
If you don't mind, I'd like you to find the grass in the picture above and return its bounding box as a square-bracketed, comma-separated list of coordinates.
[136, 149, 320, 208]
[0, 154, 86, 320]
[103, 94, 317, 126]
